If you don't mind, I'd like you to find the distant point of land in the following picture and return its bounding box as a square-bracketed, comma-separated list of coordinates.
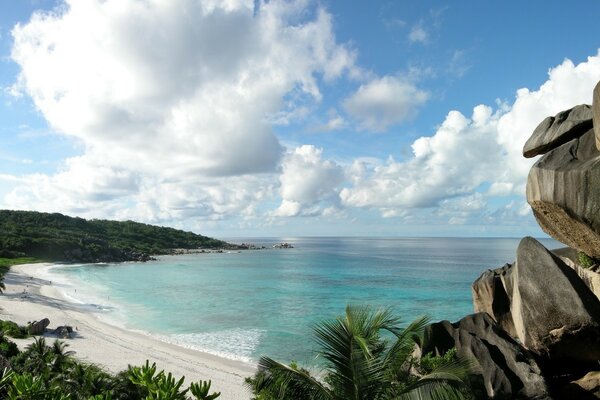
[0, 209, 237, 264]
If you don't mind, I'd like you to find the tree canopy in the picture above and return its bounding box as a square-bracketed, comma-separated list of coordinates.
[0, 210, 231, 262]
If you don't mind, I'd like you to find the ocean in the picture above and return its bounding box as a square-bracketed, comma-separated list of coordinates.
[43, 237, 559, 366]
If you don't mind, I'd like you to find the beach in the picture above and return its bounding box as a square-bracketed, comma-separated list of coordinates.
[0, 263, 255, 400]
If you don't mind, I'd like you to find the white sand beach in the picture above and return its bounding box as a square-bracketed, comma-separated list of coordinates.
[0, 263, 255, 400]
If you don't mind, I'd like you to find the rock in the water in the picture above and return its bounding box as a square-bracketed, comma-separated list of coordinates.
[422, 313, 549, 400]
[523, 104, 593, 158]
[28, 318, 50, 335]
[526, 128, 600, 258]
[594, 81, 600, 150]
[472, 237, 600, 364]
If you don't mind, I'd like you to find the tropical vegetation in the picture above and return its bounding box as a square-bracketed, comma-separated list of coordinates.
[0, 336, 221, 400]
[577, 251, 599, 269]
[0, 320, 29, 339]
[0, 308, 472, 400]
[0, 209, 232, 262]
[0, 257, 40, 269]
[246, 305, 472, 400]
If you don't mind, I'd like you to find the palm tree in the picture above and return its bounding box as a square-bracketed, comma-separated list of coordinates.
[250, 305, 470, 400]
[24, 337, 53, 375]
[62, 363, 113, 399]
[49, 340, 75, 372]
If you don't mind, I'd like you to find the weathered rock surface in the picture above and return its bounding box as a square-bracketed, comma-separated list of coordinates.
[513, 237, 600, 362]
[471, 264, 516, 337]
[562, 371, 600, 399]
[594, 81, 600, 150]
[472, 237, 600, 364]
[523, 104, 593, 158]
[526, 128, 600, 258]
[28, 318, 50, 335]
[53, 326, 73, 339]
[554, 247, 600, 300]
[422, 313, 549, 400]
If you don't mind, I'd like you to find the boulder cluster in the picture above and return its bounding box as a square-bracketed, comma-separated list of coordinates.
[27, 318, 74, 339]
[421, 81, 600, 399]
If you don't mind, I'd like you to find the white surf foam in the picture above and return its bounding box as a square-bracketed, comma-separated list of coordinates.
[156, 328, 265, 363]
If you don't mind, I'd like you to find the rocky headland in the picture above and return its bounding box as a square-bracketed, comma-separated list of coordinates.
[0, 209, 241, 264]
[420, 81, 600, 399]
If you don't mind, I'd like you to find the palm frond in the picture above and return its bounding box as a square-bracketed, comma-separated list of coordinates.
[388, 315, 430, 345]
[312, 305, 401, 399]
[419, 356, 473, 383]
[256, 356, 332, 400]
[396, 382, 467, 400]
[250, 306, 473, 400]
[383, 315, 430, 369]
[345, 305, 400, 338]
[398, 356, 473, 400]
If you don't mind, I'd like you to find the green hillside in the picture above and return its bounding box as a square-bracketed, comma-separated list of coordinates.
[0, 210, 232, 263]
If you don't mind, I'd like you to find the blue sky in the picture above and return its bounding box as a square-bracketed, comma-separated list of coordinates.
[1, 0, 600, 238]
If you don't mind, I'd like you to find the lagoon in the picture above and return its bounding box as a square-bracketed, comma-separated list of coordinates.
[46, 237, 559, 366]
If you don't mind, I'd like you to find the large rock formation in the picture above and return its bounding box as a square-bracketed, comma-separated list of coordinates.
[424, 80, 600, 399]
[472, 237, 600, 364]
[553, 246, 600, 300]
[523, 104, 592, 158]
[561, 371, 600, 399]
[471, 263, 516, 337]
[53, 325, 73, 339]
[422, 313, 549, 399]
[28, 318, 50, 335]
[594, 81, 600, 150]
[526, 128, 600, 258]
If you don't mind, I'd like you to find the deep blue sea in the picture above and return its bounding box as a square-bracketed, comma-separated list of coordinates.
[45, 237, 559, 365]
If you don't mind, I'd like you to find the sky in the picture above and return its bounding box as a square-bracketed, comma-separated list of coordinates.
[1, 0, 600, 238]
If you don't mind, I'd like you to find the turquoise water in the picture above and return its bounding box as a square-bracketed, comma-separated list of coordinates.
[48, 237, 559, 365]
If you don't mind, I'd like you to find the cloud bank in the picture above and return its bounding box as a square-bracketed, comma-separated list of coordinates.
[6, 0, 356, 222]
[341, 53, 600, 223]
[3, 0, 600, 233]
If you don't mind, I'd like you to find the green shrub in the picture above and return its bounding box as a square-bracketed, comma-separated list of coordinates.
[0, 257, 40, 269]
[0, 339, 19, 358]
[419, 348, 459, 374]
[0, 321, 28, 339]
[578, 252, 597, 269]
[127, 360, 221, 400]
[110, 370, 148, 400]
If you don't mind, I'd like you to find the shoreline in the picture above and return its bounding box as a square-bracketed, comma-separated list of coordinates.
[0, 263, 255, 400]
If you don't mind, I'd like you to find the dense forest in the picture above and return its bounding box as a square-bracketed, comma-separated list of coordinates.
[0, 210, 233, 263]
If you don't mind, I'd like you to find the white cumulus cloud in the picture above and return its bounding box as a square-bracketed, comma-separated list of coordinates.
[273, 145, 344, 217]
[5, 0, 600, 232]
[5, 0, 357, 222]
[341, 52, 600, 218]
[343, 75, 429, 132]
[341, 105, 501, 211]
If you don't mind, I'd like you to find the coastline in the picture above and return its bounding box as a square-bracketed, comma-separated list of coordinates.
[0, 263, 255, 400]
